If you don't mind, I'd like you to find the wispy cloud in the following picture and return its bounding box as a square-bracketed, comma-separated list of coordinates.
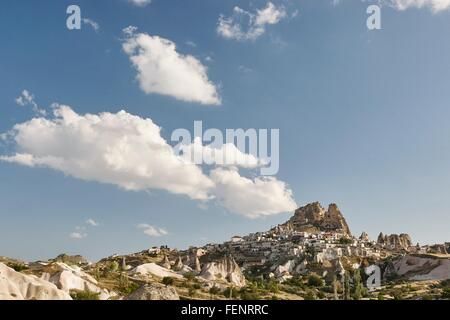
[15, 90, 46, 116]
[217, 2, 288, 41]
[82, 18, 100, 33]
[70, 232, 87, 239]
[86, 218, 99, 227]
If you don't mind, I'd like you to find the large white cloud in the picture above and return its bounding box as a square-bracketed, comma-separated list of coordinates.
[388, 0, 450, 12]
[122, 28, 221, 105]
[1, 105, 214, 200]
[217, 2, 287, 41]
[210, 167, 297, 218]
[1, 105, 296, 218]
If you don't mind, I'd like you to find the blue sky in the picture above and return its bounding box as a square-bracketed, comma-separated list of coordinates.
[1, 0, 450, 261]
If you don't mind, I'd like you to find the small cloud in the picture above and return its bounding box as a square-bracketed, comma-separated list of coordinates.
[86, 218, 99, 227]
[238, 65, 253, 73]
[128, 0, 152, 7]
[186, 40, 197, 48]
[82, 18, 100, 33]
[15, 90, 46, 116]
[217, 2, 288, 41]
[122, 27, 221, 105]
[137, 223, 169, 237]
[70, 232, 87, 239]
[122, 25, 138, 37]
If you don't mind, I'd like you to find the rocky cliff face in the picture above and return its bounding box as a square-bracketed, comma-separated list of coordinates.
[283, 202, 352, 236]
[377, 233, 412, 251]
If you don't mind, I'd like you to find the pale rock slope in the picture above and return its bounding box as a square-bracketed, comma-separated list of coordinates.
[0, 263, 71, 300]
[130, 263, 183, 279]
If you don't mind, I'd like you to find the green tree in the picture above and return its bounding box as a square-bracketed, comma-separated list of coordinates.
[353, 270, 363, 300]
[332, 276, 340, 300]
[343, 271, 351, 300]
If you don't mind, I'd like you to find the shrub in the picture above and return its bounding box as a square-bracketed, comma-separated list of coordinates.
[7, 262, 29, 272]
[119, 282, 140, 295]
[183, 272, 196, 281]
[304, 290, 317, 300]
[162, 277, 175, 286]
[307, 274, 324, 287]
[209, 286, 221, 296]
[107, 261, 119, 272]
[188, 287, 197, 297]
[70, 290, 100, 300]
[442, 288, 450, 299]
[240, 291, 261, 300]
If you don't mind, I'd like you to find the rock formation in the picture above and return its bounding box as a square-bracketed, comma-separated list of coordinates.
[49, 262, 111, 300]
[125, 283, 179, 300]
[160, 255, 171, 269]
[377, 233, 412, 251]
[384, 255, 450, 281]
[173, 257, 184, 271]
[283, 202, 352, 236]
[199, 255, 246, 287]
[0, 263, 72, 300]
[359, 232, 369, 242]
[194, 256, 201, 273]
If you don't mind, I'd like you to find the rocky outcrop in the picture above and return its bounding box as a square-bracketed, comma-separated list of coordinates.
[274, 260, 296, 278]
[0, 263, 71, 300]
[384, 255, 450, 281]
[173, 257, 184, 271]
[160, 255, 171, 269]
[199, 255, 246, 287]
[359, 232, 369, 242]
[377, 233, 412, 251]
[125, 283, 179, 300]
[283, 202, 351, 236]
[49, 262, 111, 300]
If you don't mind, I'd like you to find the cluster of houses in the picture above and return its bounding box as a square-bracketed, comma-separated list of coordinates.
[201, 227, 384, 270]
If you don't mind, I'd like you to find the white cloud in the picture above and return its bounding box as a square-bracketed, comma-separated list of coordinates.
[0, 105, 214, 200]
[86, 218, 99, 227]
[122, 27, 221, 105]
[82, 18, 100, 32]
[1, 104, 297, 218]
[179, 137, 266, 168]
[210, 167, 297, 219]
[129, 0, 152, 7]
[15, 90, 46, 116]
[138, 224, 168, 237]
[217, 2, 287, 41]
[70, 232, 87, 239]
[388, 0, 450, 12]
